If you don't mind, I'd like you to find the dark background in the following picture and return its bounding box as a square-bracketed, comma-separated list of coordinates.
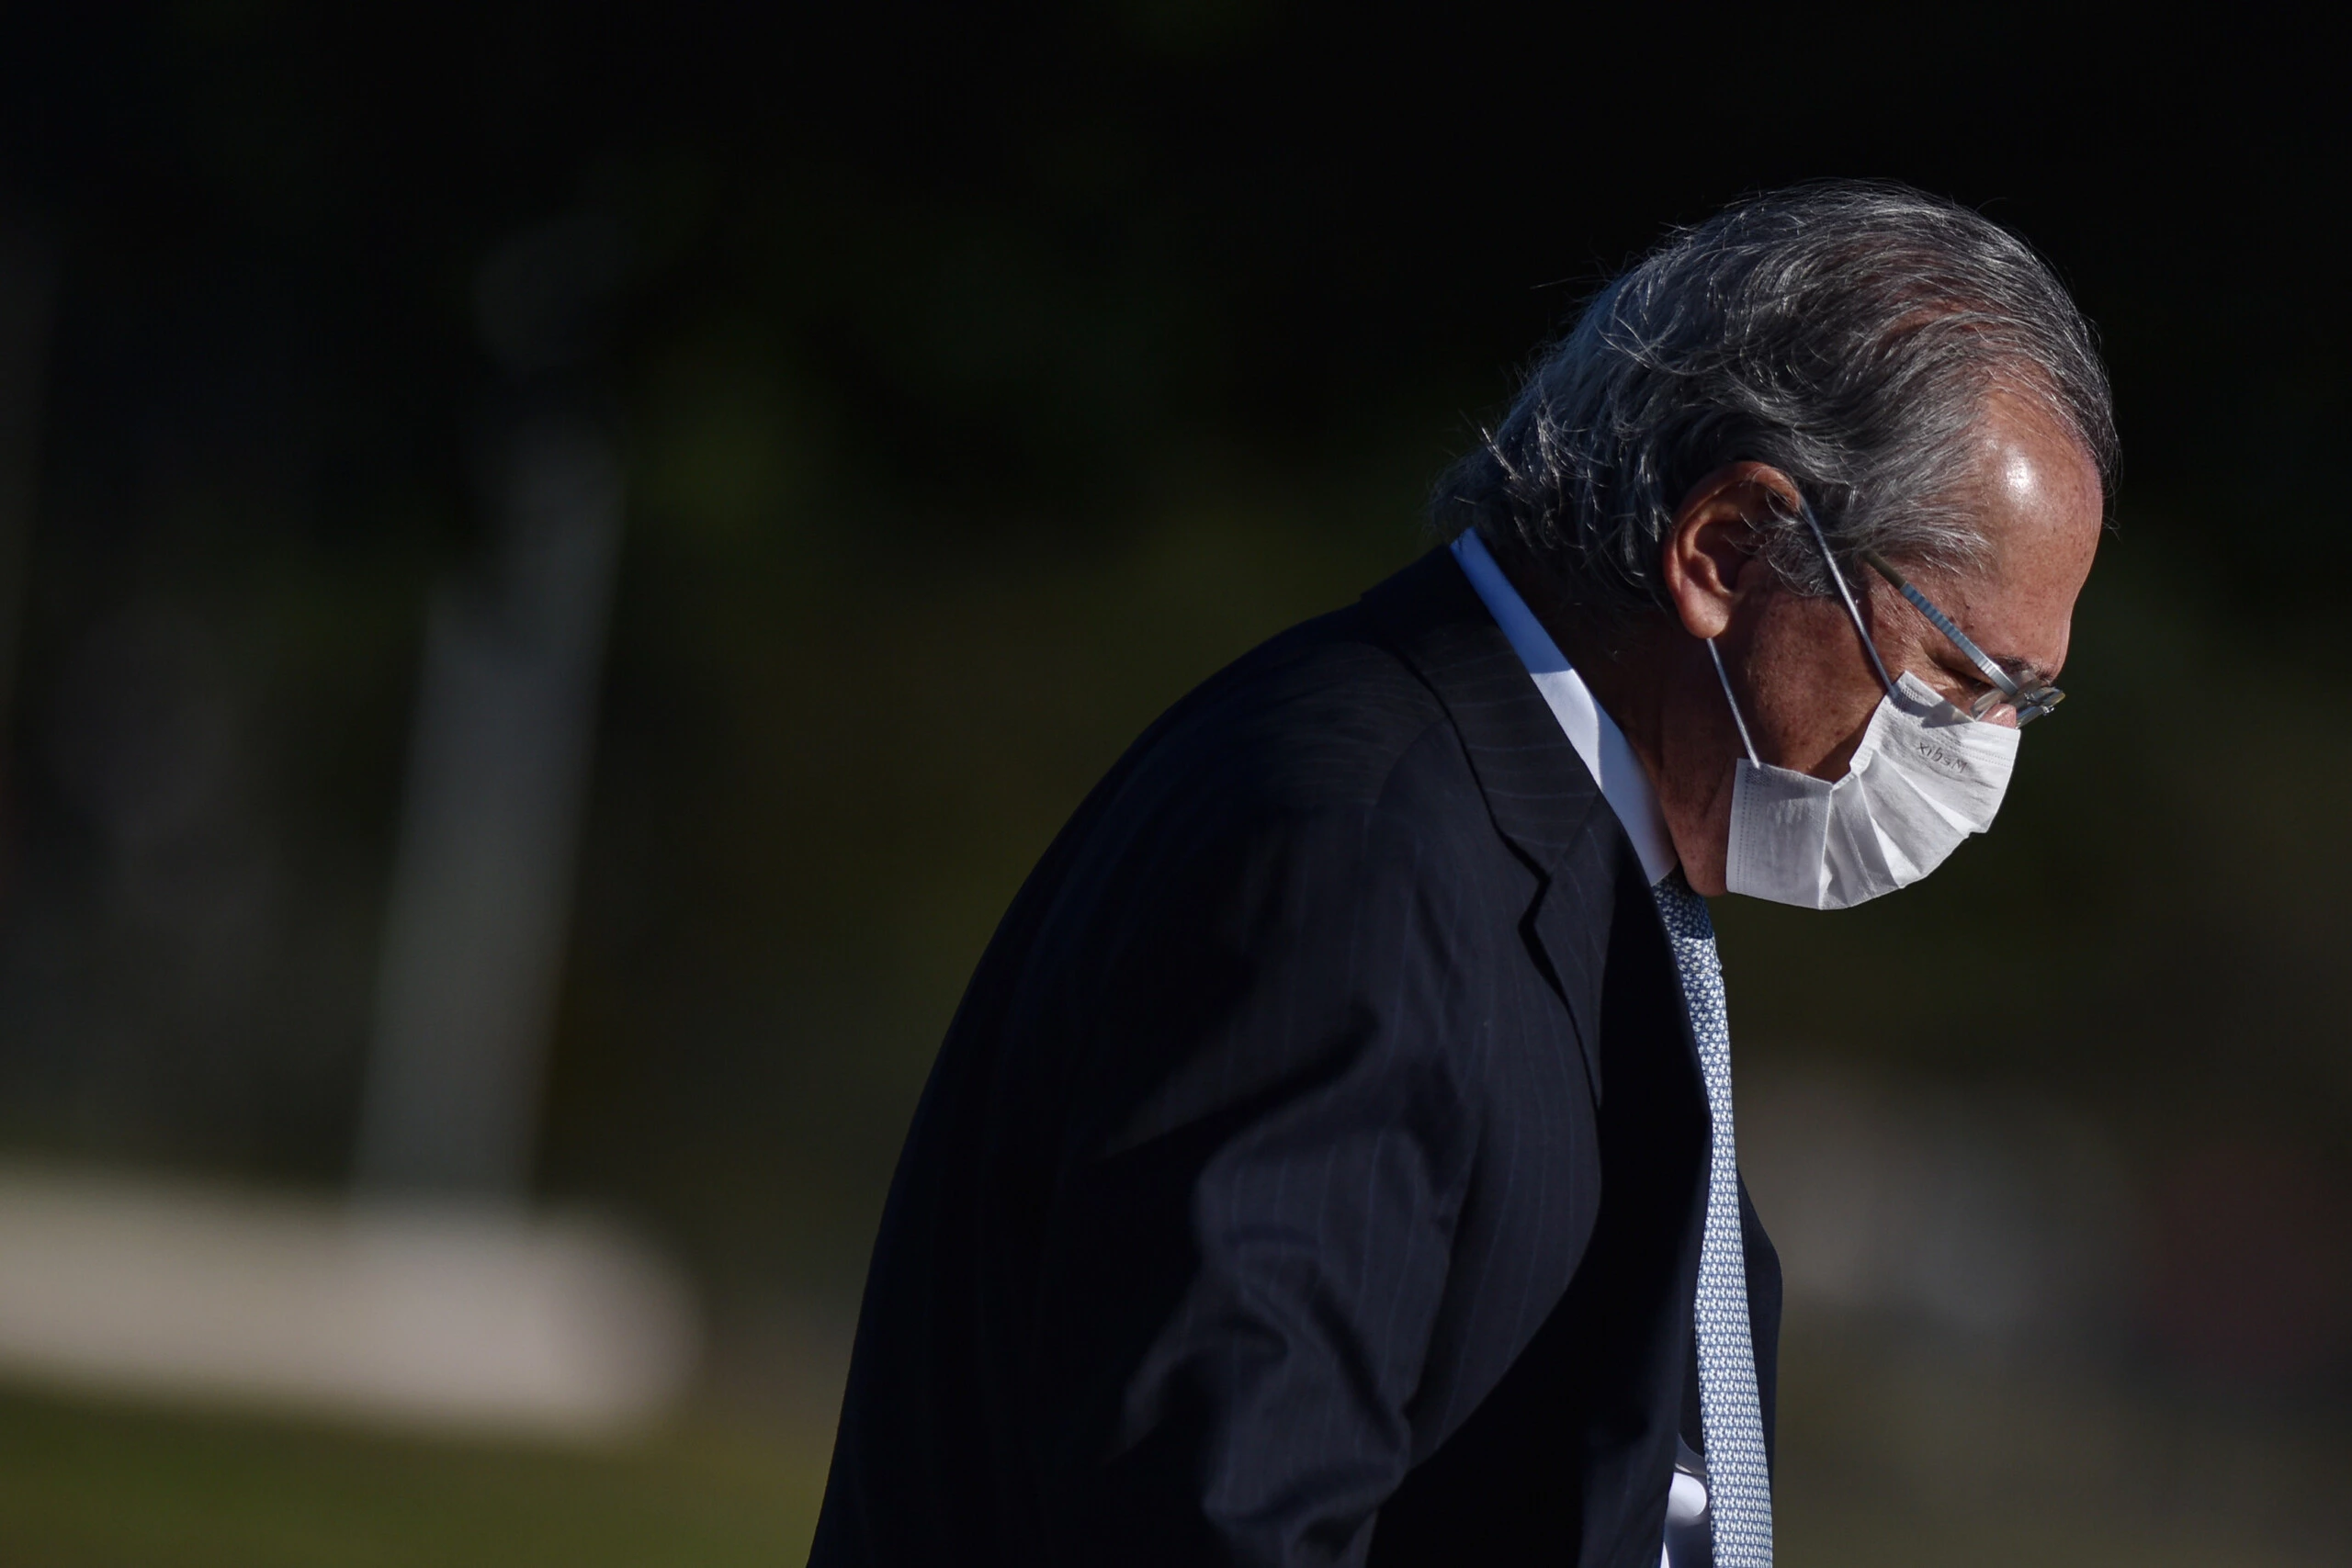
[0, 6, 2346, 1563]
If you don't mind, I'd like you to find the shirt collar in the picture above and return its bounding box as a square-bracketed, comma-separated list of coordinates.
[1450, 531, 1679, 886]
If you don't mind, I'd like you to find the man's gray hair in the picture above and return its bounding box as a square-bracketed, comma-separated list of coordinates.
[1434, 181, 2118, 621]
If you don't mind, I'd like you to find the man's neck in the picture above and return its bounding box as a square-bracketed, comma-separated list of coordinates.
[1494, 550, 1735, 895]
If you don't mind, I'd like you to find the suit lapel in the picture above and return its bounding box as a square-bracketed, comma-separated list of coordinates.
[1359, 547, 1623, 1099]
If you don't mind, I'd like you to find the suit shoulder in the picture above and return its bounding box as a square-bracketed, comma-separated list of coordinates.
[1130, 600, 1469, 821]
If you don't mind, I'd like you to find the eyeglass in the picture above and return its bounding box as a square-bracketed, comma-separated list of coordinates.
[1791, 500, 2064, 728]
[1854, 548, 2064, 727]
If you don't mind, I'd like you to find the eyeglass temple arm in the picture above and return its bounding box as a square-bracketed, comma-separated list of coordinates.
[1857, 549, 2024, 698]
[1793, 506, 1897, 697]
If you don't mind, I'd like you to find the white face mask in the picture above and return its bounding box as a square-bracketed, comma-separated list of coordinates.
[1712, 515, 2022, 910]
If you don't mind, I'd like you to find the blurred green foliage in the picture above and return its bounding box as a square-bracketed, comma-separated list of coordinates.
[0, 1386, 826, 1568]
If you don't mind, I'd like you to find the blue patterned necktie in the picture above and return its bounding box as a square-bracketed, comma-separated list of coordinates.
[1650, 872, 1772, 1567]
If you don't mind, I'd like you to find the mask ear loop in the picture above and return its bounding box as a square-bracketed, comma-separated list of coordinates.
[1793, 501, 1898, 699]
[1706, 637, 1762, 766]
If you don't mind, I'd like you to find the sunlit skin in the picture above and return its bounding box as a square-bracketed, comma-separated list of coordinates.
[1521, 389, 2106, 897]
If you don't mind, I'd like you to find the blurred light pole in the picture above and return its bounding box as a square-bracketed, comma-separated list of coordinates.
[355, 214, 628, 1198]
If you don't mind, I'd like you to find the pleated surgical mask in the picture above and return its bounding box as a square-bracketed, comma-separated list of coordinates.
[1712, 507, 2022, 910]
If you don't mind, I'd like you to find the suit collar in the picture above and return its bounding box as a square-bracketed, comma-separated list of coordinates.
[1447, 532, 1679, 885]
[1359, 545, 1611, 874]
[1363, 546, 1660, 1102]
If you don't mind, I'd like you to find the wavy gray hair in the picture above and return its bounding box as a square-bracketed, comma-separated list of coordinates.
[1433, 181, 2117, 622]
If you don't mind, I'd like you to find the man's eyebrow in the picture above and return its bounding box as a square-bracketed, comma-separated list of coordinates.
[1938, 645, 2054, 689]
[1993, 652, 2056, 688]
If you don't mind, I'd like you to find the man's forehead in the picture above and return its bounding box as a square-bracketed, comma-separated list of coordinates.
[1976, 391, 2105, 530]
[1897, 402, 2102, 681]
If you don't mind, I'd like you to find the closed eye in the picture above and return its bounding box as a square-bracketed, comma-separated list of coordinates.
[1931, 655, 2003, 707]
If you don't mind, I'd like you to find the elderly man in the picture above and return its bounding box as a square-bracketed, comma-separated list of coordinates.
[811, 182, 2114, 1567]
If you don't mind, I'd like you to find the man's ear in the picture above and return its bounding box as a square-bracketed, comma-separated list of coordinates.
[1660, 463, 1799, 639]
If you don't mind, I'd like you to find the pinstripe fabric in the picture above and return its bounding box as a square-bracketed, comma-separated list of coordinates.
[1650, 875, 1771, 1567]
[811, 547, 1779, 1568]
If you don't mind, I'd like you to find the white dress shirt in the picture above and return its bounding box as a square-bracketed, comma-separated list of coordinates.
[1450, 532, 1678, 885]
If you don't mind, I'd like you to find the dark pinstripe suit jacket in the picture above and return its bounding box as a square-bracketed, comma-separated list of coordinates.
[810, 546, 1781, 1567]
